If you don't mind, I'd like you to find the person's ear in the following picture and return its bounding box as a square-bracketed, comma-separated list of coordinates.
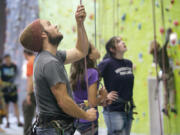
[110, 48, 115, 53]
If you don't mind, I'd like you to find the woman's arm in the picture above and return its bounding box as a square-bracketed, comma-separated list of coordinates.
[88, 82, 106, 107]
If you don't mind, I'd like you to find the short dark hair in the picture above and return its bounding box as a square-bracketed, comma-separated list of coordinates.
[3, 54, 10, 59]
[24, 49, 34, 56]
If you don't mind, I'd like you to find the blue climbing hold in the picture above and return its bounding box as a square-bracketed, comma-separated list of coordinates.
[139, 53, 143, 58]
[121, 13, 126, 21]
[155, 1, 160, 8]
[138, 53, 143, 62]
[138, 23, 142, 30]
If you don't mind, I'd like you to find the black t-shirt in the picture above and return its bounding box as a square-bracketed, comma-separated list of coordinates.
[98, 58, 134, 112]
[0, 63, 17, 83]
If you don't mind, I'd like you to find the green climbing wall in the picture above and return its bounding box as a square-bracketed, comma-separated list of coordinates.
[39, 0, 180, 134]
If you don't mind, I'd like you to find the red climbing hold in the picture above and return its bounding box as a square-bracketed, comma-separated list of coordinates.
[171, 0, 175, 4]
[173, 20, 179, 26]
[89, 14, 94, 20]
[160, 27, 165, 34]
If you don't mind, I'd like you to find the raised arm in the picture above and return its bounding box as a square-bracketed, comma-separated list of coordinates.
[64, 5, 89, 64]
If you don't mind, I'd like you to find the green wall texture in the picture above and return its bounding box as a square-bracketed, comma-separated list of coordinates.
[39, 0, 180, 134]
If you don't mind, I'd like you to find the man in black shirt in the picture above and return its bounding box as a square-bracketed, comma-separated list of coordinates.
[0, 54, 23, 127]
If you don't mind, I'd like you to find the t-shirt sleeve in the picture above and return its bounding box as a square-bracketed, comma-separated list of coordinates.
[27, 61, 33, 77]
[88, 69, 99, 86]
[43, 61, 66, 88]
[56, 50, 67, 63]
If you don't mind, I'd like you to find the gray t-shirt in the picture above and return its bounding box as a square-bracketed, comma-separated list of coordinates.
[33, 50, 74, 121]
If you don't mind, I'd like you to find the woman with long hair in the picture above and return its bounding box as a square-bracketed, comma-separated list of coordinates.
[98, 36, 135, 135]
[70, 43, 117, 135]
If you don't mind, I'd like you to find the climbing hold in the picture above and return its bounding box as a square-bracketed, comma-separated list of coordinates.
[138, 23, 142, 30]
[155, 1, 160, 8]
[89, 13, 94, 20]
[121, 13, 126, 21]
[138, 53, 143, 62]
[173, 20, 179, 26]
[171, 0, 175, 4]
[160, 27, 165, 34]
[170, 32, 178, 46]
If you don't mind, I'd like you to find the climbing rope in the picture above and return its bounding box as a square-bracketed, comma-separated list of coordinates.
[94, 0, 97, 48]
[113, 0, 115, 35]
[117, 0, 120, 36]
[79, 0, 95, 134]
[160, 0, 172, 134]
[151, 0, 164, 135]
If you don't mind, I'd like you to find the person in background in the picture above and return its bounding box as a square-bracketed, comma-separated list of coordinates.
[22, 49, 36, 135]
[0, 58, 6, 133]
[0, 54, 23, 128]
[149, 28, 177, 115]
[70, 43, 118, 135]
[98, 36, 135, 135]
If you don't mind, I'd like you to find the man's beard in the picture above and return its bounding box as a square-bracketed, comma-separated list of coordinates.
[45, 31, 63, 46]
